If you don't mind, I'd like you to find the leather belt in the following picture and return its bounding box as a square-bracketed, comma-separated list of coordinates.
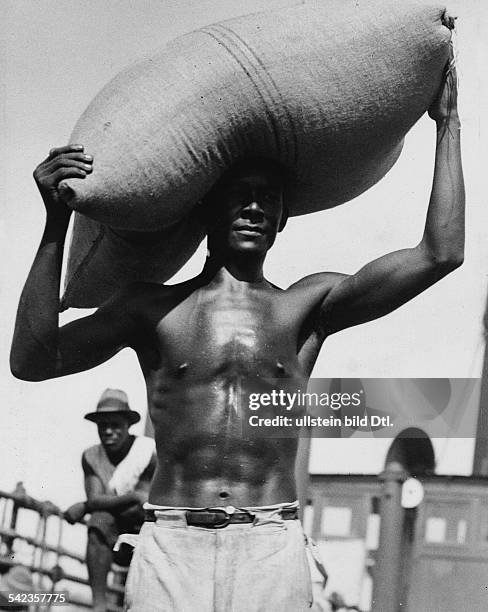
[144, 507, 298, 529]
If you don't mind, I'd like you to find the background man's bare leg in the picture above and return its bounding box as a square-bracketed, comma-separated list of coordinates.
[87, 529, 112, 612]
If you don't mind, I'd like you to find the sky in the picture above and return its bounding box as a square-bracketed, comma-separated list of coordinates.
[1, 0, 487, 512]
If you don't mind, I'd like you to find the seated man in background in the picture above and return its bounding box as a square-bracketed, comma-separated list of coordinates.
[64, 389, 156, 612]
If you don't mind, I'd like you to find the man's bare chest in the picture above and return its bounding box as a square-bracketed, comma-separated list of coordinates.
[158, 293, 295, 367]
[135, 283, 324, 377]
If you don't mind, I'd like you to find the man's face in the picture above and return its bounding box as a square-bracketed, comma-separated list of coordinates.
[96, 415, 130, 452]
[207, 168, 286, 256]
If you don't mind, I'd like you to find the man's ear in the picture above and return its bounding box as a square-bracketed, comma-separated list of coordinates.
[278, 205, 289, 232]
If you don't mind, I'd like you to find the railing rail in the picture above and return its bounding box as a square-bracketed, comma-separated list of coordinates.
[0, 487, 126, 611]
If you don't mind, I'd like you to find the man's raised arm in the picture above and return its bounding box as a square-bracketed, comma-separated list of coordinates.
[10, 146, 135, 381]
[320, 55, 465, 336]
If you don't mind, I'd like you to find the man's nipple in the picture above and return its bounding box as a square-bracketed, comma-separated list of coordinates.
[175, 362, 189, 377]
[276, 361, 287, 375]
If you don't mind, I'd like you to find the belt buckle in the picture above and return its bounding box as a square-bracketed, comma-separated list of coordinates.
[206, 508, 231, 529]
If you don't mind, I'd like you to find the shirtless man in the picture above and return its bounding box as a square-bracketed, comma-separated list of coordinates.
[10, 61, 463, 611]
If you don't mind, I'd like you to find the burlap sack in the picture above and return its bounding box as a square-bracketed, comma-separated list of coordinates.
[61, 0, 451, 307]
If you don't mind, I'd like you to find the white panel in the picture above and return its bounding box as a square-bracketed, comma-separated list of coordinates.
[425, 517, 447, 543]
[321, 506, 352, 537]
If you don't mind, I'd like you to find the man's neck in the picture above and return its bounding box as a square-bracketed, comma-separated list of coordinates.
[202, 252, 266, 284]
[104, 435, 134, 466]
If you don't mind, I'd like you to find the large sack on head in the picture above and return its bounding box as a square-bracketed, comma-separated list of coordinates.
[62, 0, 451, 307]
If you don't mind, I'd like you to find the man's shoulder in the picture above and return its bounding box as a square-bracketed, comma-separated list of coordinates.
[82, 443, 104, 461]
[287, 272, 347, 293]
[279, 273, 349, 323]
[97, 281, 197, 328]
[83, 442, 103, 455]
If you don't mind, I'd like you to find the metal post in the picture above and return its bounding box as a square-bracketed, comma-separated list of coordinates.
[371, 461, 408, 612]
[5, 483, 25, 555]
